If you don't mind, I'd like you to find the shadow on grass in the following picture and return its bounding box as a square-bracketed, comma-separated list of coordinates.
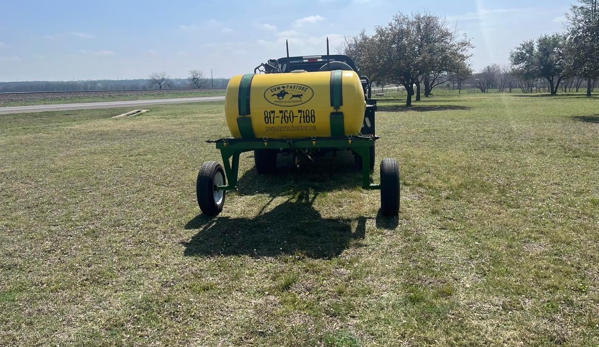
[183, 190, 367, 259]
[376, 105, 471, 113]
[236, 150, 365, 196]
[573, 115, 599, 123]
[183, 149, 401, 258]
[375, 210, 399, 229]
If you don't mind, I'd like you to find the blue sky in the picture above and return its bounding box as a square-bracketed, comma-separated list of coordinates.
[0, 0, 569, 82]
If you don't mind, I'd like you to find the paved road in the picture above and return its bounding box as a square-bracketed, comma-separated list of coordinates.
[0, 96, 225, 115]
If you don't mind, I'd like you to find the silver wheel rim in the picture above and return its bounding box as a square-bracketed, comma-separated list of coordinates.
[213, 171, 224, 205]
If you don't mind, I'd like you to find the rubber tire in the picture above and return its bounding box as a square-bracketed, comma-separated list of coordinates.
[197, 161, 226, 216]
[380, 158, 400, 216]
[354, 145, 375, 171]
[254, 149, 277, 174]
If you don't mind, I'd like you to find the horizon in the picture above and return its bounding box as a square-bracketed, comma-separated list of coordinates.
[1, 0, 569, 82]
[0, 77, 231, 83]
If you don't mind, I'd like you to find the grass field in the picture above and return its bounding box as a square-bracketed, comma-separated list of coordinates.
[0, 89, 226, 107]
[1, 93, 598, 346]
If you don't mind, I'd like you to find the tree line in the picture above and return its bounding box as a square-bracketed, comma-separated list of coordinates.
[0, 70, 229, 93]
[147, 70, 216, 90]
[341, 0, 598, 105]
[507, 0, 598, 96]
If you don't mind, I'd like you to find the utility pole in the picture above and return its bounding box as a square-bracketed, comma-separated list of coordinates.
[211, 69, 214, 89]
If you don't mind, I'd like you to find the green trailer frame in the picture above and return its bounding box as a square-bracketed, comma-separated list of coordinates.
[196, 134, 400, 217]
[211, 135, 380, 191]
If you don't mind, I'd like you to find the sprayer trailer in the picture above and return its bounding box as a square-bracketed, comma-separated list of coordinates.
[196, 40, 400, 217]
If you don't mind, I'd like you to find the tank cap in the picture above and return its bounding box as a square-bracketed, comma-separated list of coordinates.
[291, 69, 307, 73]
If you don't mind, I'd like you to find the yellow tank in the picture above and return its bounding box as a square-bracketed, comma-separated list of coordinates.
[224, 70, 366, 139]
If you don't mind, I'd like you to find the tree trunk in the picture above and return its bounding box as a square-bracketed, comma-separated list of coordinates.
[587, 77, 592, 97]
[554, 77, 562, 95]
[405, 84, 413, 107]
[416, 83, 421, 102]
[547, 78, 555, 95]
[424, 77, 431, 97]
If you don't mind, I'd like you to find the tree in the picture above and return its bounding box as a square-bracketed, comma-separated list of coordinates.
[342, 12, 472, 107]
[148, 71, 171, 90]
[510, 34, 567, 95]
[414, 15, 473, 98]
[536, 34, 567, 95]
[510, 40, 536, 92]
[448, 61, 472, 94]
[423, 72, 446, 97]
[189, 70, 208, 89]
[497, 65, 517, 93]
[566, 0, 599, 96]
[369, 13, 420, 106]
[339, 31, 386, 87]
[474, 65, 500, 93]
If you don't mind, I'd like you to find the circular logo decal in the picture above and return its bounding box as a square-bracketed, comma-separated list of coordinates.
[264, 83, 314, 107]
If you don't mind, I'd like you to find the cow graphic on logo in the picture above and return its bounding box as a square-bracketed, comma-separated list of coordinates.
[264, 84, 314, 107]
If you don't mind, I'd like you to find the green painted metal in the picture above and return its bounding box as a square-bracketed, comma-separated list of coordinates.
[214, 137, 375, 151]
[329, 70, 343, 110]
[237, 74, 254, 116]
[237, 117, 256, 139]
[352, 145, 377, 189]
[218, 149, 241, 191]
[330, 112, 345, 137]
[212, 136, 379, 190]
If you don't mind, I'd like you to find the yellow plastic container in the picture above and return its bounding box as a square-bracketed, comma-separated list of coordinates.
[224, 70, 366, 139]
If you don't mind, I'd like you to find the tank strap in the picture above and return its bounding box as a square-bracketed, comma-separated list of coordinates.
[330, 112, 345, 136]
[237, 74, 256, 138]
[237, 117, 256, 139]
[238, 74, 254, 116]
[330, 70, 343, 110]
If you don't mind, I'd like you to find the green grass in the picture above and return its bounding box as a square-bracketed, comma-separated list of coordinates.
[0, 89, 226, 107]
[1, 93, 598, 346]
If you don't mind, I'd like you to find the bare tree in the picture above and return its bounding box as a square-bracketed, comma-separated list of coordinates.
[423, 72, 446, 97]
[575, 76, 585, 91]
[474, 65, 500, 93]
[189, 70, 208, 89]
[148, 72, 171, 90]
[497, 65, 508, 92]
[517, 78, 535, 93]
[448, 62, 472, 93]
